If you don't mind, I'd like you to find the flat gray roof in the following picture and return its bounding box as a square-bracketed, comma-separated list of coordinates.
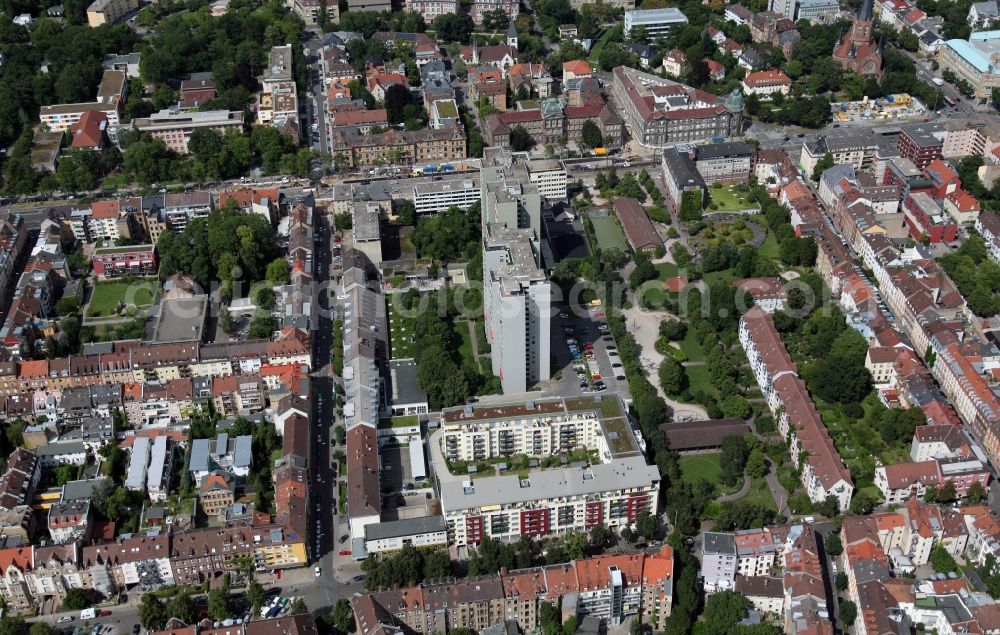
[440, 455, 659, 512]
[189, 438, 211, 472]
[153, 294, 208, 343]
[388, 359, 428, 406]
[364, 515, 446, 541]
[61, 477, 108, 502]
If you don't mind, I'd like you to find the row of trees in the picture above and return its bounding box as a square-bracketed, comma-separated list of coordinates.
[938, 233, 1000, 317]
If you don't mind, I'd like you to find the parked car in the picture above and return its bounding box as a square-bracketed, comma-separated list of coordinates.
[315, 566, 322, 576]
[58, 617, 73, 624]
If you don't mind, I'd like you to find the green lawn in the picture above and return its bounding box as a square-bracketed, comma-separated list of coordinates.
[454, 320, 477, 371]
[88, 281, 156, 317]
[590, 215, 629, 252]
[702, 268, 738, 287]
[588, 25, 621, 63]
[759, 230, 781, 260]
[679, 453, 722, 488]
[386, 298, 416, 359]
[740, 476, 778, 511]
[709, 185, 761, 212]
[684, 363, 719, 400]
[656, 262, 679, 279]
[679, 328, 706, 362]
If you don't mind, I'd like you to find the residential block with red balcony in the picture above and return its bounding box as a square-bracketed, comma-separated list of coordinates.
[91, 244, 157, 279]
[903, 191, 958, 243]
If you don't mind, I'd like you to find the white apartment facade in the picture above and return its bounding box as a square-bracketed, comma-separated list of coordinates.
[440, 456, 660, 546]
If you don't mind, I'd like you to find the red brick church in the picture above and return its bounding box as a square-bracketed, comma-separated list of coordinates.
[832, 0, 883, 80]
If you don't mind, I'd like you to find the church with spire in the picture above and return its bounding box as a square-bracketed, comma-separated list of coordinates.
[832, 0, 883, 80]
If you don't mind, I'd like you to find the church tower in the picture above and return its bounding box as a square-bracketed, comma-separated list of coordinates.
[832, 0, 883, 80]
[507, 22, 518, 49]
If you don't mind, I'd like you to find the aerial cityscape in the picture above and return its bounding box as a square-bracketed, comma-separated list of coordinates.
[2, 0, 1000, 633]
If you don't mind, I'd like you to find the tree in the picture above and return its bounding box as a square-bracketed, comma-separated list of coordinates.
[139, 594, 169, 630]
[658, 357, 686, 395]
[937, 479, 958, 504]
[334, 425, 346, 445]
[384, 84, 413, 125]
[208, 588, 231, 620]
[247, 580, 265, 613]
[289, 598, 308, 615]
[966, 481, 988, 504]
[266, 258, 290, 285]
[811, 152, 834, 182]
[255, 287, 276, 311]
[635, 509, 657, 540]
[248, 315, 276, 339]
[825, 534, 843, 557]
[659, 319, 687, 341]
[702, 590, 749, 635]
[61, 588, 90, 610]
[432, 13, 475, 43]
[931, 543, 959, 573]
[745, 448, 767, 479]
[168, 594, 198, 625]
[839, 600, 857, 627]
[332, 599, 355, 634]
[397, 200, 417, 226]
[581, 119, 603, 148]
[483, 7, 510, 30]
[835, 571, 848, 592]
[510, 125, 533, 151]
[30, 624, 57, 635]
[720, 436, 749, 487]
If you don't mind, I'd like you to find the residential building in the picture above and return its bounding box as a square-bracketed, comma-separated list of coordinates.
[610, 66, 744, 148]
[198, 472, 236, 516]
[363, 516, 448, 555]
[47, 500, 91, 544]
[440, 397, 637, 463]
[0, 449, 39, 511]
[739, 307, 854, 510]
[293, 0, 338, 24]
[902, 191, 959, 243]
[898, 122, 947, 168]
[39, 70, 127, 132]
[975, 210, 1000, 261]
[702, 532, 737, 592]
[693, 141, 755, 182]
[404, 0, 458, 22]
[623, 8, 690, 42]
[132, 109, 245, 154]
[326, 126, 467, 168]
[480, 149, 550, 394]
[347, 0, 391, 12]
[741, 69, 792, 97]
[471, 0, 519, 24]
[440, 455, 660, 546]
[86, 0, 138, 26]
[662, 49, 687, 76]
[70, 111, 108, 150]
[91, 244, 157, 279]
[188, 433, 253, 485]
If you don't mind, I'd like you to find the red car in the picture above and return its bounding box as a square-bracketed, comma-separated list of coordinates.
[584, 343, 594, 350]
[98, 611, 112, 617]
[339, 550, 352, 556]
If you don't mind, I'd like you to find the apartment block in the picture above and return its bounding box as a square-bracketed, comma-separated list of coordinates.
[86, 0, 138, 27]
[739, 306, 854, 510]
[412, 179, 480, 215]
[40, 70, 127, 132]
[132, 109, 244, 154]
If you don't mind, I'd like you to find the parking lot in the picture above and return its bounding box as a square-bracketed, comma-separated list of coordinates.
[552, 302, 626, 398]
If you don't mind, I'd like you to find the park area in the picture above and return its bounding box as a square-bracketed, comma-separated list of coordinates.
[708, 183, 760, 212]
[589, 214, 628, 252]
[86, 281, 157, 318]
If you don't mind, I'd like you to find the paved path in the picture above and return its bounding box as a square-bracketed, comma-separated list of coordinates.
[464, 319, 489, 372]
[621, 302, 709, 421]
[717, 474, 752, 502]
[765, 460, 791, 517]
